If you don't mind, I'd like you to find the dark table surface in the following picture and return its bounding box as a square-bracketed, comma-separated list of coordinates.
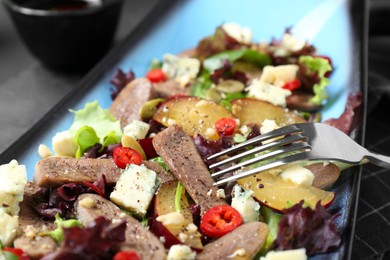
[1, 0, 390, 259]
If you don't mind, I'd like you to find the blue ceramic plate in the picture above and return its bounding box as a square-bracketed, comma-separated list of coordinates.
[0, 0, 367, 259]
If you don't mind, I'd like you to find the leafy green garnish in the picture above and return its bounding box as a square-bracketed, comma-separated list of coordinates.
[141, 217, 149, 227]
[223, 91, 246, 102]
[43, 214, 83, 243]
[260, 207, 283, 252]
[69, 101, 122, 157]
[74, 126, 100, 158]
[219, 100, 233, 111]
[149, 157, 170, 171]
[149, 59, 162, 70]
[190, 69, 213, 99]
[175, 182, 184, 213]
[3, 251, 18, 260]
[203, 49, 271, 72]
[299, 56, 332, 106]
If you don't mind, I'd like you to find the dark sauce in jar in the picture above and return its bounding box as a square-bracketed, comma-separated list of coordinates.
[25, 0, 102, 11]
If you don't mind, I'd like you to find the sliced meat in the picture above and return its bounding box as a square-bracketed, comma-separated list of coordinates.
[19, 182, 56, 229]
[196, 222, 269, 260]
[14, 182, 57, 259]
[143, 160, 175, 184]
[153, 125, 226, 215]
[34, 157, 121, 188]
[152, 79, 191, 99]
[14, 236, 57, 259]
[110, 78, 156, 127]
[75, 194, 166, 260]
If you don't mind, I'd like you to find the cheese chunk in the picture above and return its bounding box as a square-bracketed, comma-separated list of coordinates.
[0, 211, 19, 247]
[260, 248, 307, 260]
[231, 185, 260, 223]
[0, 160, 27, 216]
[247, 80, 291, 107]
[274, 33, 306, 57]
[162, 54, 200, 86]
[156, 212, 185, 227]
[123, 120, 150, 140]
[260, 119, 280, 135]
[279, 165, 314, 187]
[167, 244, 196, 260]
[221, 22, 252, 44]
[110, 164, 159, 216]
[52, 130, 77, 157]
[260, 65, 299, 88]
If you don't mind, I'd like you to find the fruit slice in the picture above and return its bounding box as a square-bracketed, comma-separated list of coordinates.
[153, 96, 235, 140]
[237, 171, 334, 212]
[231, 98, 306, 127]
[151, 180, 203, 249]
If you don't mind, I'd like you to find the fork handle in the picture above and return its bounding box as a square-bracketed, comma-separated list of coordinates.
[365, 151, 390, 168]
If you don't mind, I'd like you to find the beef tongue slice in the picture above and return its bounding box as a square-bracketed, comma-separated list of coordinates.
[152, 125, 226, 215]
[110, 78, 156, 127]
[196, 222, 269, 259]
[14, 182, 58, 259]
[75, 194, 166, 260]
[34, 157, 121, 188]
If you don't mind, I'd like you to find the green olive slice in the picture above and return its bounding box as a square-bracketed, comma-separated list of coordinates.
[215, 80, 245, 93]
[140, 98, 166, 121]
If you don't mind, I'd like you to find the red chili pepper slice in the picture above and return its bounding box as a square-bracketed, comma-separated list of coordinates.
[215, 118, 237, 136]
[146, 68, 167, 83]
[3, 248, 30, 260]
[113, 250, 141, 260]
[281, 79, 301, 91]
[200, 205, 242, 238]
[113, 146, 143, 169]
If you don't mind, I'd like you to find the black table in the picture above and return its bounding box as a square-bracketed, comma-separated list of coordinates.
[1, 1, 390, 259]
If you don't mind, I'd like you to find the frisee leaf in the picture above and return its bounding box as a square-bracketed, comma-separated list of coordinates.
[298, 56, 332, 106]
[42, 214, 83, 243]
[69, 101, 122, 157]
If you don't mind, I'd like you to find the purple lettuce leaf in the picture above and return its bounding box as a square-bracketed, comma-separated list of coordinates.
[271, 201, 341, 256]
[110, 68, 135, 100]
[42, 217, 126, 260]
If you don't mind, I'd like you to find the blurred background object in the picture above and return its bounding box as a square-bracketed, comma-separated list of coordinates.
[2, 0, 123, 71]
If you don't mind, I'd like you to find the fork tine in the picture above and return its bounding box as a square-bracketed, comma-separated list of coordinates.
[211, 141, 311, 178]
[208, 133, 308, 169]
[213, 152, 309, 186]
[207, 124, 302, 160]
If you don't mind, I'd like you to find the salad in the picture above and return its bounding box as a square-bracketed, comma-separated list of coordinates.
[0, 23, 360, 260]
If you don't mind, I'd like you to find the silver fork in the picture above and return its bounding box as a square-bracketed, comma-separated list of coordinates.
[208, 123, 390, 186]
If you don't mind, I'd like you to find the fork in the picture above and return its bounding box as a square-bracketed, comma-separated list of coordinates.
[208, 123, 390, 186]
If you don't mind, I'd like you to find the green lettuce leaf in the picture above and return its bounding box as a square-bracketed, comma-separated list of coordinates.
[299, 56, 332, 106]
[149, 157, 170, 171]
[74, 126, 100, 158]
[175, 182, 184, 213]
[69, 101, 122, 157]
[43, 214, 83, 243]
[203, 49, 271, 72]
[260, 207, 283, 252]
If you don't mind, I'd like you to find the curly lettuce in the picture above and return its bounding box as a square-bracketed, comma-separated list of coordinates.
[69, 101, 122, 158]
[299, 56, 332, 106]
